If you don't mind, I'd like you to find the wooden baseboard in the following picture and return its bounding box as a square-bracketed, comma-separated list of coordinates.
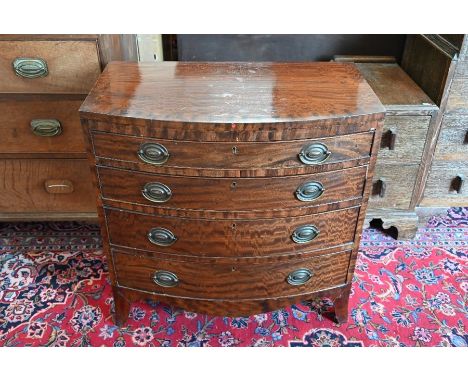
[0, 212, 98, 222]
[365, 209, 419, 240]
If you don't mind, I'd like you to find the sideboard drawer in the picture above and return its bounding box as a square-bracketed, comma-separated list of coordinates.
[369, 163, 418, 209]
[421, 161, 468, 206]
[378, 115, 431, 163]
[0, 159, 96, 213]
[91, 131, 374, 176]
[113, 249, 350, 300]
[0, 40, 100, 94]
[0, 97, 86, 155]
[98, 165, 367, 213]
[105, 207, 359, 257]
[433, 115, 468, 161]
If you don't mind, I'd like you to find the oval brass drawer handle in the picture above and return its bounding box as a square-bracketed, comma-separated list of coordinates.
[13, 57, 49, 79]
[142, 182, 172, 203]
[291, 225, 319, 244]
[148, 227, 177, 246]
[30, 119, 62, 137]
[295, 181, 324, 201]
[138, 142, 170, 165]
[153, 270, 179, 287]
[287, 268, 313, 286]
[298, 143, 331, 165]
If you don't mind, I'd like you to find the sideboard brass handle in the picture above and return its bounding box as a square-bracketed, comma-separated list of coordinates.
[148, 227, 177, 246]
[137, 142, 170, 165]
[298, 143, 331, 165]
[13, 57, 48, 79]
[450, 174, 465, 194]
[287, 268, 313, 286]
[142, 182, 172, 203]
[295, 181, 324, 202]
[153, 270, 179, 287]
[30, 119, 62, 137]
[291, 225, 320, 244]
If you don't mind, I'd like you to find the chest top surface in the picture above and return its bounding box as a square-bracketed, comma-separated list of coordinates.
[80, 61, 385, 124]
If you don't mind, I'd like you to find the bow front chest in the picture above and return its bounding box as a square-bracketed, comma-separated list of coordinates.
[79, 62, 385, 325]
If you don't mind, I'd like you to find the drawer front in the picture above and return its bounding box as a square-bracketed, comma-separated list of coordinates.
[434, 115, 468, 161]
[91, 131, 374, 176]
[421, 161, 468, 206]
[105, 207, 359, 257]
[378, 116, 431, 163]
[0, 40, 100, 94]
[98, 166, 367, 212]
[369, 163, 418, 209]
[0, 159, 96, 213]
[113, 249, 350, 300]
[446, 57, 468, 114]
[0, 98, 86, 154]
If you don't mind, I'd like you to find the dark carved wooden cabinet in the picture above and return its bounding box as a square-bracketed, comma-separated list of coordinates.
[80, 62, 384, 324]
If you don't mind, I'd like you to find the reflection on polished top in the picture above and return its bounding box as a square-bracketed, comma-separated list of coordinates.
[80, 62, 385, 124]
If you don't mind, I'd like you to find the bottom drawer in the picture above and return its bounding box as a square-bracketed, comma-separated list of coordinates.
[369, 163, 418, 209]
[0, 159, 96, 213]
[113, 249, 350, 300]
[421, 161, 468, 206]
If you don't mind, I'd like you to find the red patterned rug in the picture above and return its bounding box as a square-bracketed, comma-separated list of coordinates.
[0, 208, 467, 347]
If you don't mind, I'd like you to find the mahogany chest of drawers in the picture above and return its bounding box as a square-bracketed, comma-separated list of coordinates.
[79, 62, 385, 325]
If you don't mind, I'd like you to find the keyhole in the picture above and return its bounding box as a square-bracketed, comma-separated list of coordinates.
[231, 181, 237, 190]
[231, 267, 237, 272]
[232, 146, 238, 155]
[231, 223, 237, 230]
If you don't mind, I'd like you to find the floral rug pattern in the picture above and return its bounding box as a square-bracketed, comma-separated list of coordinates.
[0, 208, 467, 347]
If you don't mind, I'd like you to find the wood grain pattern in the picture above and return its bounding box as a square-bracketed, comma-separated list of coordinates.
[378, 116, 432, 163]
[80, 62, 385, 322]
[355, 63, 437, 110]
[80, 62, 385, 125]
[89, 117, 382, 142]
[113, 281, 351, 317]
[446, 50, 468, 113]
[91, 130, 373, 177]
[98, 34, 139, 69]
[421, 161, 468, 206]
[404, 36, 460, 208]
[0, 97, 86, 156]
[0, 40, 100, 94]
[98, 165, 367, 214]
[434, 115, 468, 161]
[369, 163, 419, 209]
[112, 249, 350, 300]
[105, 206, 360, 258]
[0, 159, 97, 213]
[402, 35, 454, 106]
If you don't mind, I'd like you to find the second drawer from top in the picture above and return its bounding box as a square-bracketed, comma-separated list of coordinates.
[98, 165, 367, 214]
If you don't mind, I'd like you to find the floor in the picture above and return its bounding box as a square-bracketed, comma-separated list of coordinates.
[0, 207, 467, 346]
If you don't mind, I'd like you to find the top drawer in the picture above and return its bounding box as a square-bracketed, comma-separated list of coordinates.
[91, 131, 374, 177]
[0, 40, 101, 94]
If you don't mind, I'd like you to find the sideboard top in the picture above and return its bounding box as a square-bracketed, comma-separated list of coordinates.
[80, 61, 385, 124]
